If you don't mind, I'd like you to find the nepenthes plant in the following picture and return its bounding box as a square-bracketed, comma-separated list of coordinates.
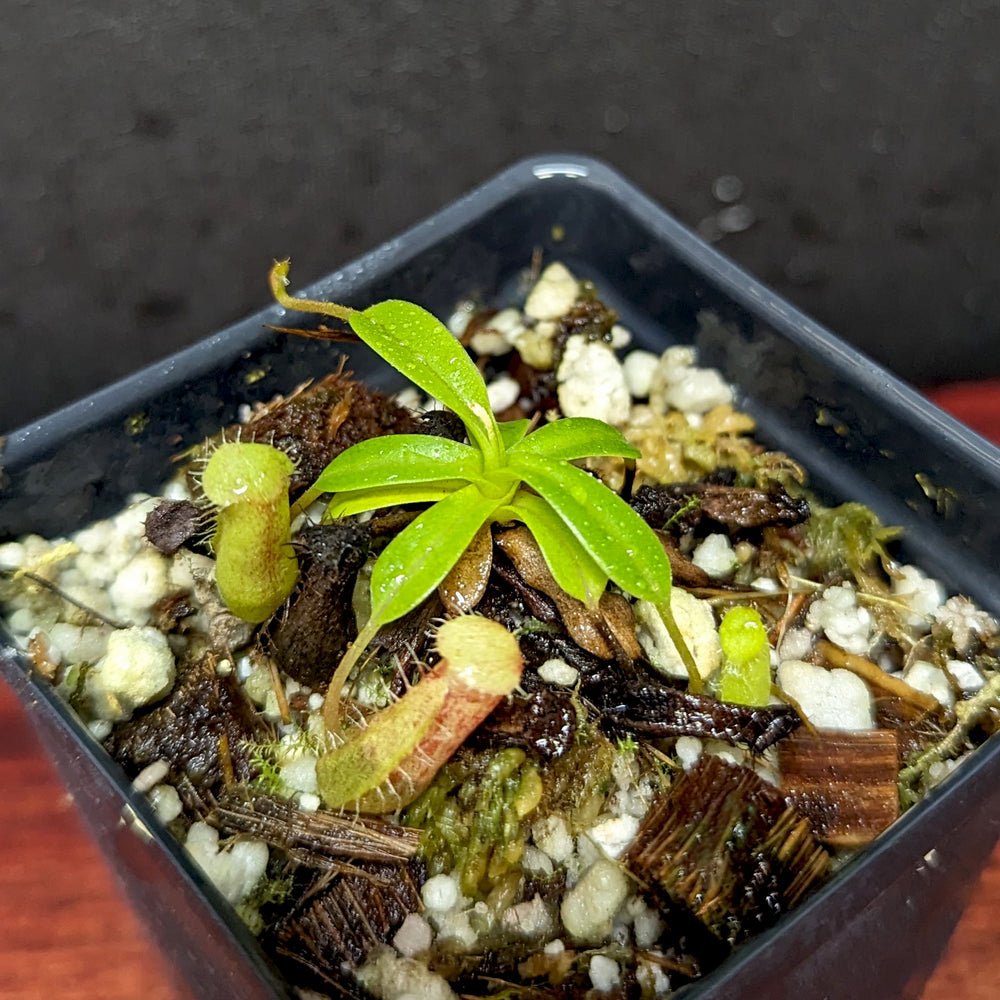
[268, 261, 701, 738]
[10, 246, 1000, 1000]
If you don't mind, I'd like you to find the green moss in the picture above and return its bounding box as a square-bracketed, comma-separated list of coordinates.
[806, 501, 901, 580]
[542, 729, 618, 831]
[402, 747, 542, 898]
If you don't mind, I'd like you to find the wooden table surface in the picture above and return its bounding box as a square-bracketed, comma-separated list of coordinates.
[2, 382, 999, 1000]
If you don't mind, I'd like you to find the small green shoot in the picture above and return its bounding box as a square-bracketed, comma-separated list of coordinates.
[718, 606, 771, 706]
[271, 260, 699, 730]
[664, 495, 701, 530]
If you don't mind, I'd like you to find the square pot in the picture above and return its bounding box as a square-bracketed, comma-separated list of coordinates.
[3, 155, 1000, 1000]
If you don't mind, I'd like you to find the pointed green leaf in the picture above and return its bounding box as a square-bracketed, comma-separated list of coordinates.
[508, 454, 672, 604]
[497, 418, 531, 449]
[502, 490, 609, 606]
[509, 416, 641, 462]
[326, 483, 468, 519]
[368, 484, 504, 624]
[313, 434, 483, 494]
[350, 302, 502, 462]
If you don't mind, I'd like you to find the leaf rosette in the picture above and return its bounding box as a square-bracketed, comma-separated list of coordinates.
[271, 261, 699, 729]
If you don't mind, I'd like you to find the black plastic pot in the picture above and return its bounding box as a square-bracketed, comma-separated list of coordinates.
[3, 155, 1000, 1000]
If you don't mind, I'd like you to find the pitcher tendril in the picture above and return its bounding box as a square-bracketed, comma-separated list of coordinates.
[270, 260, 700, 732]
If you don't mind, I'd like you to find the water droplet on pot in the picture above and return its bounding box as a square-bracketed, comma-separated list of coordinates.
[717, 204, 756, 234]
[603, 105, 630, 135]
[712, 175, 744, 204]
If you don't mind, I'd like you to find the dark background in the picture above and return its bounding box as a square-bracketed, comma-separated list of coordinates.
[2, 0, 999, 434]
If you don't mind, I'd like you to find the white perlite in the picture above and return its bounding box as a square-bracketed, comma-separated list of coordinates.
[691, 533, 739, 578]
[446, 300, 477, 338]
[421, 874, 461, 913]
[358, 947, 457, 1000]
[97, 626, 176, 719]
[508, 320, 557, 370]
[635, 591, 722, 682]
[583, 815, 640, 860]
[934, 596, 999, 656]
[501, 894, 553, 939]
[891, 565, 945, 630]
[521, 845, 555, 877]
[532, 814, 575, 864]
[627, 896, 666, 950]
[556, 336, 631, 426]
[805, 583, 875, 656]
[905, 660, 955, 709]
[108, 548, 170, 624]
[184, 822, 268, 906]
[589, 954, 621, 992]
[486, 373, 521, 413]
[560, 859, 630, 942]
[776, 659, 875, 730]
[0, 541, 25, 571]
[777, 626, 813, 662]
[675, 735, 703, 771]
[469, 324, 512, 357]
[946, 657, 985, 693]
[429, 908, 479, 949]
[393, 913, 433, 958]
[132, 759, 170, 793]
[524, 262, 580, 320]
[47, 622, 110, 665]
[148, 783, 184, 825]
[276, 749, 319, 797]
[480, 306, 524, 347]
[622, 349, 660, 398]
[537, 657, 579, 687]
[609, 323, 632, 350]
[648, 346, 733, 415]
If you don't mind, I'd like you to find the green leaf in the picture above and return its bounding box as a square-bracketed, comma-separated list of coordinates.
[508, 453, 672, 605]
[497, 419, 531, 449]
[326, 483, 470, 519]
[351, 302, 502, 463]
[314, 434, 483, 494]
[509, 416, 641, 462]
[718, 606, 771, 707]
[502, 489, 608, 606]
[368, 484, 506, 624]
